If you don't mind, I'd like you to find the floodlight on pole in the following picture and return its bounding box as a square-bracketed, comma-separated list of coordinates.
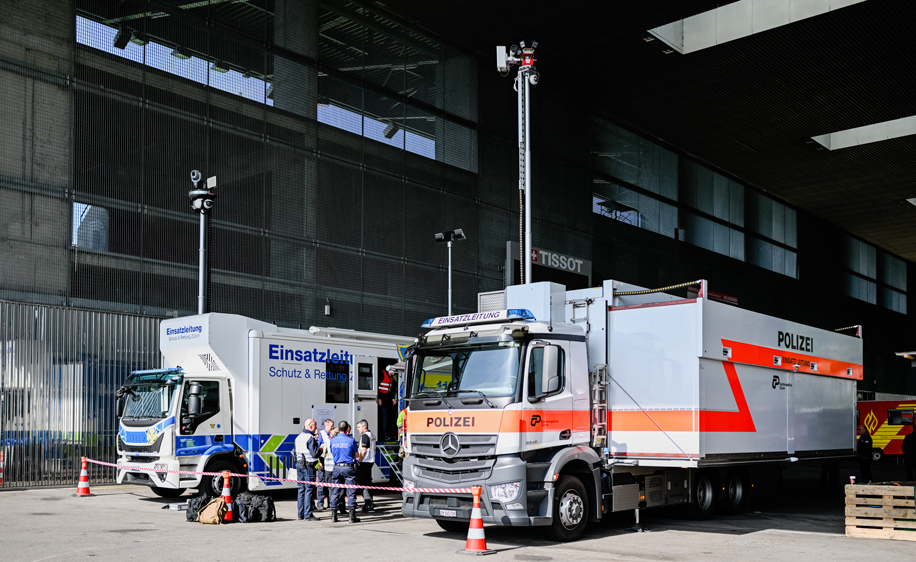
[189, 170, 217, 314]
[435, 229, 467, 315]
[497, 41, 538, 284]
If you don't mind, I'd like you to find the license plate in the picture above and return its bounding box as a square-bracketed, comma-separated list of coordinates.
[439, 509, 457, 518]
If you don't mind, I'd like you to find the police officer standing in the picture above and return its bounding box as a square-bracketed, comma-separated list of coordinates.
[356, 419, 377, 513]
[329, 421, 360, 523]
[294, 418, 321, 521]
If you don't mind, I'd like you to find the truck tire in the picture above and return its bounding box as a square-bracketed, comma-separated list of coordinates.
[722, 470, 748, 515]
[436, 518, 468, 533]
[151, 487, 186, 499]
[686, 471, 716, 520]
[546, 475, 589, 542]
[871, 449, 884, 463]
[201, 460, 243, 497]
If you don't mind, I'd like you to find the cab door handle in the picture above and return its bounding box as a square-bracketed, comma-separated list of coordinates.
[560, 430, 571, 440]
[214, 435, 224, 442]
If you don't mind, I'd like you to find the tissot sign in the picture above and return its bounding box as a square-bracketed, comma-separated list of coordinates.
[530, 248, 586, 274]
[506, 241, 592, 287]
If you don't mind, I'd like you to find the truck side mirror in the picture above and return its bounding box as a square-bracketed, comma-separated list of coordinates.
[188, 382, 202, 416]
[116, 397, 125, 418]
[542, 346, 560, 394]
[528, 345, 561, 402]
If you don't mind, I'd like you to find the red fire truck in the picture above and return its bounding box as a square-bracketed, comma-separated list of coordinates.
[856, 400, 916, 461]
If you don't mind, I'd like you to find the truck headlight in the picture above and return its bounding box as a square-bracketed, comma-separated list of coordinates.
[489, 482, 521, 503]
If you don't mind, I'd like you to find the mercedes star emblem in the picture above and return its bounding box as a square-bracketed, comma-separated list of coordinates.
[440, 432, 460, 458]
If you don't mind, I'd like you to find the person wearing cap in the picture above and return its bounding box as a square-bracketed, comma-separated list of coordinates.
[329, 420, 360, 523]
[294, 418, 321, 521]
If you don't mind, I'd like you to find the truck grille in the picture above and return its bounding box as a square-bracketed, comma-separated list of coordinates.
[411, 434, 497, 483]
[411, 434, 497, 458]
[118, 434, 163, 454]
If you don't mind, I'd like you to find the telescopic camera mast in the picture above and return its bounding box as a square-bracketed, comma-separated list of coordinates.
[497, 41, 539, 285]
[188, 170, 217, 314]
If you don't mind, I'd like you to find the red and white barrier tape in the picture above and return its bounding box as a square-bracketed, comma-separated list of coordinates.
[85, 458, 471, 494]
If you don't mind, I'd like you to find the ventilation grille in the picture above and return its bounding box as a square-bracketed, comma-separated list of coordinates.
[199, 353, 221, 372]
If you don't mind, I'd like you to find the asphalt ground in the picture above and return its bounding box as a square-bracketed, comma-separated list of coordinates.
[1, 460, 914, 562]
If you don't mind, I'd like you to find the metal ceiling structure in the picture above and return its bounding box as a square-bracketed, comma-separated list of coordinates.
[377, 0, 916, 262]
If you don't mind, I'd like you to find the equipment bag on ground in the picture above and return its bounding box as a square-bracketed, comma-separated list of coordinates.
[234, 491, 276, 522]
[197, 497, 228, 524]
[185, 493, 211, 523]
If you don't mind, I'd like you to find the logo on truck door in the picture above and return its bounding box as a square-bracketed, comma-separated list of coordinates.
[440, 432, 460, 458]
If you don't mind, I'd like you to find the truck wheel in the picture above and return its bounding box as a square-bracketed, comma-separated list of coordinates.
[201, 460, 243, 497]
[546, 475, 589, 542]
[871, 449, 884, 463]
[151, 487, 186, 499]
[722, 470, 748, 514]
[436, 519, 468, 533]
[687, 471, 716, 520]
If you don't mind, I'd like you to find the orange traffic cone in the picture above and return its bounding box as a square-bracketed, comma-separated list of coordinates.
[221, 471, 234, 522]
[457, 486, 495, 556]
[74, 457, 94, 497]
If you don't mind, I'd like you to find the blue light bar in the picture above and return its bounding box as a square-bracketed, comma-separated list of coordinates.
[420, 309, 536, 329]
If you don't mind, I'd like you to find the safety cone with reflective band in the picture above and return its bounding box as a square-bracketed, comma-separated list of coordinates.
[0, 451, 4, 486]
[74, 457, 94, 497]
[221, 471, 233, 522]
[457, 486, 495, 556]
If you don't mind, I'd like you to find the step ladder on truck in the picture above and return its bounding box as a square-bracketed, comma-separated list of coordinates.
[399, 279, 863, 541]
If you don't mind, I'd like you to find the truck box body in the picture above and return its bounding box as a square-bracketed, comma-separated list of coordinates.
[577, 282, 862, 464]
[117, 313, 408, 493]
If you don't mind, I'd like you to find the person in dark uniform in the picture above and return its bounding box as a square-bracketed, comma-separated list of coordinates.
[902, 429, 916, 481]
[329, 420, 360, 523]
[294, 418, 321, 521]
[856, 425, 874, 484]
[356, 419, 377, 513]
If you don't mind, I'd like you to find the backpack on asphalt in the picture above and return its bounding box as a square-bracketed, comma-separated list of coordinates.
[197, 497, 228, 525]
[186, 493, 211, 523]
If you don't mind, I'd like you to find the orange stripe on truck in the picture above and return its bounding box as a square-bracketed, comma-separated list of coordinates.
[406, 409, 590, 434]
[723, 339, 863, 380]
[610, 362, 756, 433]
[406, 362, 756, 435]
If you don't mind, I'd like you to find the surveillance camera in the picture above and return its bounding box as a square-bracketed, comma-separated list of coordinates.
[190, 170, 202, 185]
[202, 199, 213, 210]
[528, 71, 539, 86]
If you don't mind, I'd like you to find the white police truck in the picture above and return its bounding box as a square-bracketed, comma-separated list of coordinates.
[116, 313, 408, 497]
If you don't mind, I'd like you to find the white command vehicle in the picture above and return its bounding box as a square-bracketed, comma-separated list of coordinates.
[401, 280, 862, 541]
[116, 313, 409, 498]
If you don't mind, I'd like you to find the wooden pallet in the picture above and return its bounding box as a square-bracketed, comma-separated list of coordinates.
[846, 483, 916, 541]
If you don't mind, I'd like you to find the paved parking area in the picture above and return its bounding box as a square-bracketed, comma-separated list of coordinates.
[2, 461, 913, 562]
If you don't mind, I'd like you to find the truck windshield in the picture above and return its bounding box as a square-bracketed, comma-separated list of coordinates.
[122, 384, 178, 420]
[411, 342, 522, 398]
[121, 370, 182, 421]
